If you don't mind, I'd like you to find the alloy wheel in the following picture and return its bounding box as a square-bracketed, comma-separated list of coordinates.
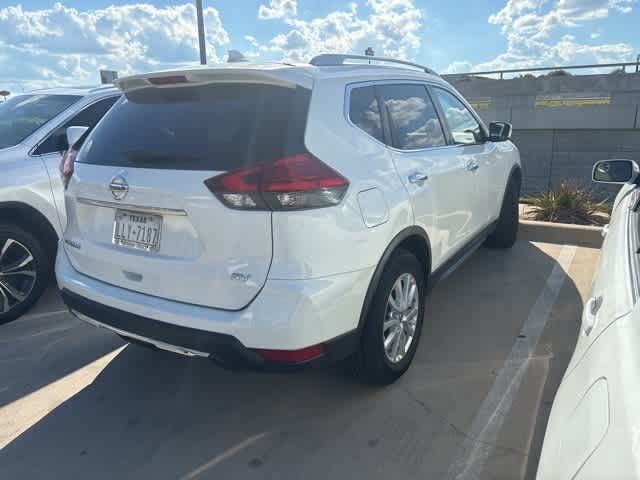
[0, 238, 37, 314]
[382, 272, 419, 363]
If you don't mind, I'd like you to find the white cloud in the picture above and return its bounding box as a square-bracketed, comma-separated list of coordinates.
[0, 3, 229, 92]
[263, 0, 423, 62]
[460, 0, 636, 73]
[443, 61, 474, 74]
[258, 0, 297, 20]
[243, 35, 265, 58]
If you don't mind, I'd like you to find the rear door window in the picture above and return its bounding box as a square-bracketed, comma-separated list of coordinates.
[77, 84, 311, 171]
[34, 96, 119, 155]
[0, 94, 80, 150]
[349, 86, 384, 143]
[378, 84, 446, 150]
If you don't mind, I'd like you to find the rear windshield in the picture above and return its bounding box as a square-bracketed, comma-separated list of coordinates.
[77, 83, 311, 171]
[0, 94, 80, 149]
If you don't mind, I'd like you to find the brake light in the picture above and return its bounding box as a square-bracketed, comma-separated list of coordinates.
[148, 75, 188, 85]
[204, 154, 349, 211]
[59, 147, 77, 189]
[255, 344, 324, 363]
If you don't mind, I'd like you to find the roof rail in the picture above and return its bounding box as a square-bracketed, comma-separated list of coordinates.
[309, 54, 438, 76]
[89, 84, 118, 93]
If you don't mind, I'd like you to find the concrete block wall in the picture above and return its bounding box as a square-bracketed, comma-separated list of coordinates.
[446, 72, 640, 201]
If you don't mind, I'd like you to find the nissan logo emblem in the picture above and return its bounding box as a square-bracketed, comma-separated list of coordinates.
[109, 176, 129, 200]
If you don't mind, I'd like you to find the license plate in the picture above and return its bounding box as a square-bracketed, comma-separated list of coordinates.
[113, 210, 162, 252]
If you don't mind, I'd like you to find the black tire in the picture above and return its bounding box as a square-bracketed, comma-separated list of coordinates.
[356, 249, 426, 385]
[486, 178, 520, 249]
[0, 224, 51, 325]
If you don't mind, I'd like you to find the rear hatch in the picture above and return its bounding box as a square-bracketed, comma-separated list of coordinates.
[64, 71, 312, 310]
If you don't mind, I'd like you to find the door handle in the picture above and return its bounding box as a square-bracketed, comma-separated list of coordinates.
[583, 295, 603, 336]
[466, 160, 480, 172]
[408, 172, 429, 184]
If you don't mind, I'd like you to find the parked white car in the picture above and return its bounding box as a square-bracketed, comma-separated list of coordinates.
[537, 159, 640, 478]
[0, 86, 119, 323]
[56, 54, 521, 383]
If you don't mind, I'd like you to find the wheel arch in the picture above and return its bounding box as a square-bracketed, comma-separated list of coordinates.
[508, 164, 522, 195]
[357, 226, 431, 331]
[497, 163, 522, 214]
[0, 202, 59, 261]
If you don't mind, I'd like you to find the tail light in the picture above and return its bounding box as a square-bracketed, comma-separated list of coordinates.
[204, 153, 349, 211]
[59, 147, 77, 189]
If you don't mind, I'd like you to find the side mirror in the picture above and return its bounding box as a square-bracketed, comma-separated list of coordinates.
[592, 159, 639, 184]
[489, 121, 512, 142]
[65, 126, 89, 150]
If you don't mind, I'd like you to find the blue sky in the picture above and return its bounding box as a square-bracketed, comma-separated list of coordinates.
[1, 1, 638, 92]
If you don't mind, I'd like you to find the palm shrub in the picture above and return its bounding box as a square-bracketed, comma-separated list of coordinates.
[528, 181, 607, 225]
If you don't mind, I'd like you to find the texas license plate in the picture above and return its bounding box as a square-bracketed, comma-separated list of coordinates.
[113, 210, 162, 252]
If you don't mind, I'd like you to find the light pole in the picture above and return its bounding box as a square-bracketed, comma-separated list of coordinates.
[196, 0, 207, 64]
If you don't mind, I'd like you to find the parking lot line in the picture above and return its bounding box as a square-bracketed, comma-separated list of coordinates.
[446, 244, 577, 480]
[0, 345, 125, 450]
[180, 432, 269, 480]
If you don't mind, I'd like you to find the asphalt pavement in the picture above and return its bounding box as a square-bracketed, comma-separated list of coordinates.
[0, 239, 600, 479]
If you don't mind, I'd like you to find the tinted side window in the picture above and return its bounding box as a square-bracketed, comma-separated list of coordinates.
[379, 84, 446, 150]
[34, 96, 119, 155]
[349, 86, 384, 143]
[433, 88, 483, 145]
[0, 94, 80, 150]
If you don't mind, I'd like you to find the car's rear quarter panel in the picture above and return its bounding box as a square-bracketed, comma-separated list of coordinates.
[269, 76, 414, 281]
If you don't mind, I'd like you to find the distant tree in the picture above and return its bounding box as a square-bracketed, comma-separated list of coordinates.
[518, 73, 536, 79]
[0, 90, 9, 103]
[546, 69, 571, 77]
[609, 68, 625, 75]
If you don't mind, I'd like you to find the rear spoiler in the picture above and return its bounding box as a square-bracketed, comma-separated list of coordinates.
[115, 67, 307, 93]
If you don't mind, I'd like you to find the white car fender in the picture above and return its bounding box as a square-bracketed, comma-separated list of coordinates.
[0, 156, 61, 238]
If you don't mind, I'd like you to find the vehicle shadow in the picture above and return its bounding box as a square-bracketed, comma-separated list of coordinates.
[0, 307, 124, 409]
[0, 240, 588, 480]
[0, 345, 375, 479]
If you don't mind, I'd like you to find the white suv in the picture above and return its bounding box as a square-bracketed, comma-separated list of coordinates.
[56, 55, 521, 383]
[0, 86, 119, 323]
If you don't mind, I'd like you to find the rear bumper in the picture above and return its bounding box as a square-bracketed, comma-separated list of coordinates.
[56, 242, 372, 362]
[64, 289, 362, 369]
[62, 288, 260, 363]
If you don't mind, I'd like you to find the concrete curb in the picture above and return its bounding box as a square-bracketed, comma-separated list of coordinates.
[519, 219, 603, 248]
